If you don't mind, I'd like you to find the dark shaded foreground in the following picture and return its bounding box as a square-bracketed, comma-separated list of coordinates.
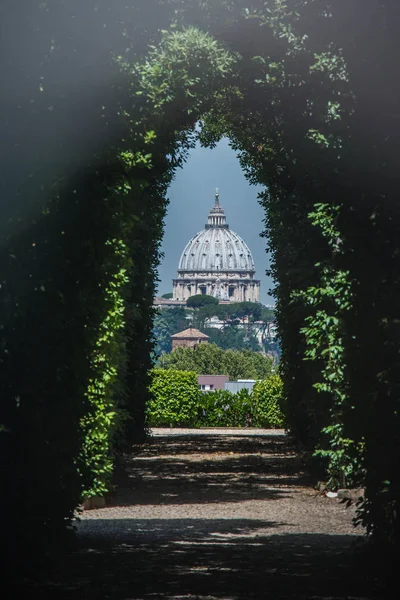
[12, 431, 383, 599]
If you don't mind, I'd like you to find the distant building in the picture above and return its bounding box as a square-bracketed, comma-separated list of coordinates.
[171, 328, 209, 351]
[153, 297, 187, 309]
[225, 380, 258, 393]
[198, 375, 229, 391]
[173, 189, 260, 303]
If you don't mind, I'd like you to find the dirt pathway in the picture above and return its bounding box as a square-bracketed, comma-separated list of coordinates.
[24, 429, 381, 599]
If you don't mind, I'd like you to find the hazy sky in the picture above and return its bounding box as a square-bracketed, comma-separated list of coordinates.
[157, 138, 275, 305]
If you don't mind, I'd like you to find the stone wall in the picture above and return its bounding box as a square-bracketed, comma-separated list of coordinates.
[171, 338, 208, 351]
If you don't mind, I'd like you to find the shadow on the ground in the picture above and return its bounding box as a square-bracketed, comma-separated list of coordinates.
[142, 432, 292, 457]
[13, 433, 383, 599]
[18, 523, 377, 599]
[113, 433, 313, 506]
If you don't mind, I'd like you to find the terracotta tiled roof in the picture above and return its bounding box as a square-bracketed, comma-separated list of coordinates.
[171, 328, 209, 340]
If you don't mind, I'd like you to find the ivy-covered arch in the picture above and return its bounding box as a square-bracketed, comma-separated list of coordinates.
[127, 17, 400, 555]
[1, 1, 400, 569]
[124, 22, 354, 486]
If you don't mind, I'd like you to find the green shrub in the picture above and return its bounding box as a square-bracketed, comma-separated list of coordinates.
[147, 369, 200, 426]
[147, 371, 285, 429]
[198, 389, 253, 427]
[252, 375, 285, 428]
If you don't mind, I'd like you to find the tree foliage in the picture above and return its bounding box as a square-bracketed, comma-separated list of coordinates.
[203, 324, 260, 352]
[195, 301, 270, 351]
[152, 301, 270, 353]
[162, 342, 273, 380]
[186, 294, 219, 308]
[153, 307, 189, 354]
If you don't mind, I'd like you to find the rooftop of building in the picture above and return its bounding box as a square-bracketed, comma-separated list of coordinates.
[171, 328, 210, 340]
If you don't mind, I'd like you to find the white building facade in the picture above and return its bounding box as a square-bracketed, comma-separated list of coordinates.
[173, 190, 261, 303]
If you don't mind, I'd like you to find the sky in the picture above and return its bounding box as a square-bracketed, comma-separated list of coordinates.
[157, 138, 275, 305]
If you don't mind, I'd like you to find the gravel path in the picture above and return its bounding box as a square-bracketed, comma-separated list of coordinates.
[23, 429, 381, 599]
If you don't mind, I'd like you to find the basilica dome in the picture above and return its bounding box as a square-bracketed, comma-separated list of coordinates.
[178, 219, 255, 274]
[173, 190, 260, 303]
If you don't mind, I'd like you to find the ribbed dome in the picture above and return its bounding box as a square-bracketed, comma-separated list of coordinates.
[178, 191, 256, 274]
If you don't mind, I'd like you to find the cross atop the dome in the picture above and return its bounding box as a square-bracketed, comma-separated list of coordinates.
[215, 187, 220, 204]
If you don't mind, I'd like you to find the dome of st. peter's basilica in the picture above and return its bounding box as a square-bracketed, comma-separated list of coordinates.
[172, 190, 260, 303]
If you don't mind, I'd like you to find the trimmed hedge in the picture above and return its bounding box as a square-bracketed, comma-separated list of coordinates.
[252, 375, 285, 428]
[147, 369, 200, 426]
[198, 389, 254, 427]
[147, 369, 285, 428]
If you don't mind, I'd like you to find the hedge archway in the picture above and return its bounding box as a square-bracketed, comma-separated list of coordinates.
[1, 2, 399, 567]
